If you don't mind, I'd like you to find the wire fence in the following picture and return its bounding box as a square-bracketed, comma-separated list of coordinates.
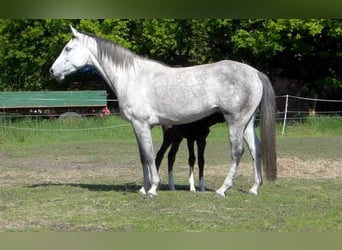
[276, 95, 342, 135]
[1, 94, 341, 134]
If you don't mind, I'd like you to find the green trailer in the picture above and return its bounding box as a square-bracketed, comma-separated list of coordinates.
[0, 90, 109, 118]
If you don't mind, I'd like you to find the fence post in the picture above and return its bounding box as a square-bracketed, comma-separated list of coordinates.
[281, 94, 289, 136]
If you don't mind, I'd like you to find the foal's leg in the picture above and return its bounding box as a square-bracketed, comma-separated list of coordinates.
[132, 121, 160, 197]
[244, 118, 262, 195]
[216, 118, 245, 197]
[167, 137, 182, 190]
[155, 129, 174, 171]
[187, 138, 196, 192]
[197, 138, 207, 192]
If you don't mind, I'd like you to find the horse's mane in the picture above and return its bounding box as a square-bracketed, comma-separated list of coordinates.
[79, 31, 136, 69]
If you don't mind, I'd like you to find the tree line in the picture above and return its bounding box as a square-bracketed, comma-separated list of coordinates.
[0, 19, 341, 99]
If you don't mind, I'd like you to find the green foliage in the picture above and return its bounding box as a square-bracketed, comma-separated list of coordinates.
[0, 19, 72, 90]
[0, 19, 341, 97]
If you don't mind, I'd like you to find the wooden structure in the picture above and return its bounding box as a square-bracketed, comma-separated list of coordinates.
[0, 90, 109, 118]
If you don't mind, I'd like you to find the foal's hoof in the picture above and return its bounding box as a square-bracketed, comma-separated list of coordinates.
[215, 191, 225, 198]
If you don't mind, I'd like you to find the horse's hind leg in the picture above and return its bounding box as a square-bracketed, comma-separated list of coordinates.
[216, 117, 245, 197]
[244, 117, 262, 195]
[187, 138, 196, 192]
[197, 138, 207, 192]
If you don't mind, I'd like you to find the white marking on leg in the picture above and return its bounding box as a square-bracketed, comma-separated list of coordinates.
[215, 162, 237, 196]
[147, 160, 160, 197]
[244, 118, 262, 196]
[189, 171, 196, 192]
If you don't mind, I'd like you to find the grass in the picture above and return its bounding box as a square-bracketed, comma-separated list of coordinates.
[0, 116, 140, 145]
[281, 116, 342, 137]
[1, 115, 341, 146]
[1, 175, 341, 232]
[0, 115, 341, 231]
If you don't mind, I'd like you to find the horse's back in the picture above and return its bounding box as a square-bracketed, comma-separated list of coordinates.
[143, 59, 263, 124]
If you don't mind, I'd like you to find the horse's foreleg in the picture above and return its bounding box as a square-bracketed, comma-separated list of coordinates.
[132, 122, 160, 197]
[167, 137, 182, 190]
[197, 138, 206, 192]
[216, 119, 245, 197]
[187, 138, 196, 192]
[244, 118, 262, 195]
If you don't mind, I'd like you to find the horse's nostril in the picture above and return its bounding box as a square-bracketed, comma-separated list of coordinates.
[49, 68, 54, 75]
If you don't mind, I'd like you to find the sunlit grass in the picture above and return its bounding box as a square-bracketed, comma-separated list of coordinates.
[1, 115, 340, 146]
[0, 115, 341, 232]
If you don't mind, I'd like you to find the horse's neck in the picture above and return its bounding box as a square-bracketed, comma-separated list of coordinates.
[91, 53, 135, 96]
[97, 56, 156, 87]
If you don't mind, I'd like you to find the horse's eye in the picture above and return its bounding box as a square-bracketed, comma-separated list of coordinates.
[65, 46, 72, 52]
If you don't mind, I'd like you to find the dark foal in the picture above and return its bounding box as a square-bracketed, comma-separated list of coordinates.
[155, 113, 225, 191]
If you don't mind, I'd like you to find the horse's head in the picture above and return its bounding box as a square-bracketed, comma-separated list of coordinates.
[50, 25, 92, 81]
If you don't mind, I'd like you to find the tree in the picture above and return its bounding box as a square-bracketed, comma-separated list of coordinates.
[0, 19, 73, 90]
[227, 19, 342, 97]
[0, 19, 340, 99]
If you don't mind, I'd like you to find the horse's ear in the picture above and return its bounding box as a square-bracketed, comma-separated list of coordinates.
[70, 25, 79, 37]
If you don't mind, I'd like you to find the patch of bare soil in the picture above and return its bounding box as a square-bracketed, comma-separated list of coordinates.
[1, 156, 341, 187]
[276, 157, 342, 179]
[207, 158, 342, 179]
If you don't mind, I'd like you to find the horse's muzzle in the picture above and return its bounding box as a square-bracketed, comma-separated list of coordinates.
[49, 67, 64, 81]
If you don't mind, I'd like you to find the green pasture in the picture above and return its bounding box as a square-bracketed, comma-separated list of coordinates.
[0, 116, 341, 231]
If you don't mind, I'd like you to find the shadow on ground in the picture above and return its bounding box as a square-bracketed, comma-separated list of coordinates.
[28, 182, 216, 193]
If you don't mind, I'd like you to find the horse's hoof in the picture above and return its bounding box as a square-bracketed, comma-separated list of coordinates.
[147, 191, 158, 198]
[215, 191, 225, 198]
[139, 187, 147, 195]
[248, 189, 258, 196]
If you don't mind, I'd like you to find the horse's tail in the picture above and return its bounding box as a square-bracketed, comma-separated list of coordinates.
[258, 71, 277, 181]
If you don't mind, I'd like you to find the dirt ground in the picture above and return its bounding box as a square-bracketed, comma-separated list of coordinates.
[1, 157, 341, 184]
[235, 157, 342, 179]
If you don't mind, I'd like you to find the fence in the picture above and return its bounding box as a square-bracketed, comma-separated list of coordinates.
[1, 94, 341, 135]
[276, 95, 342, 135]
